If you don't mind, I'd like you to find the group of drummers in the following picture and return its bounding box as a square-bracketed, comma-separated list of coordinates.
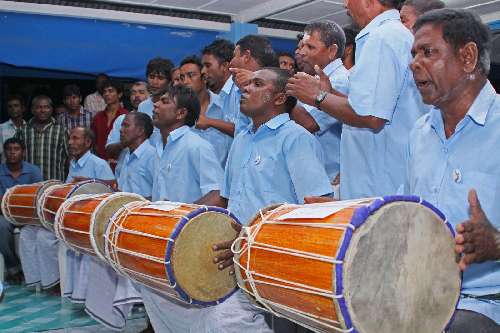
[0, 0, 499, 332]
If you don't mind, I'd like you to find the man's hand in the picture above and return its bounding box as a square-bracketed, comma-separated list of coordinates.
[230, 68, 253, 89]
[304, 196, 337, 204]
[455, 189, 500, 271]
[71, 176, 90, 183]
[195, 113, 211, 130]
[286, 65, 332, 106]
[212, 223, 242, 275]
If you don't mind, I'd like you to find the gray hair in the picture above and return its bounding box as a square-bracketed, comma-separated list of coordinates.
[31, 95, 52, 109]
[403, 0, 445, 15]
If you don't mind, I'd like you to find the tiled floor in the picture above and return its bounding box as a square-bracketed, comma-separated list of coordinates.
[0, 283, 146, 333]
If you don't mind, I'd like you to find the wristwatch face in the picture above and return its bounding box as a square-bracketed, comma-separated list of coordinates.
[315, 91, 327, 105]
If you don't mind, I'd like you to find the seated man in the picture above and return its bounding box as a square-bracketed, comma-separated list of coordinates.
[406, 9, 499, 332]
[0, 138, 42, 282]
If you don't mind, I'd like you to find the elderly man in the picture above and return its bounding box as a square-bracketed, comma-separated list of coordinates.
[287, 0, 428, 200]
[406, 9, 499, 332]
[129, 81, 150, 112]
[400, 0, 445, 31]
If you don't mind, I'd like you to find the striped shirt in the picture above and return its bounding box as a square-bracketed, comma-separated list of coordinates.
[16, 118, 69, 181]
[83, 92, 106, 115]
[57, 107, 93, 130]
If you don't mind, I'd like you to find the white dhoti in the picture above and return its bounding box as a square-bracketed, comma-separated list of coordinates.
[141, 287, 271, 333]
[85, 258, 141, 330]
[62, 249, 91, 303]
[19, 225, 60, 289]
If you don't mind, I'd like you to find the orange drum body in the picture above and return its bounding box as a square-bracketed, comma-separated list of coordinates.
[1, 180, 61, 227]
[105, 201, 241, 306]
[233, 196, 461, 333]
[54, 192, 145, 259]
[38, 180, 113, 230]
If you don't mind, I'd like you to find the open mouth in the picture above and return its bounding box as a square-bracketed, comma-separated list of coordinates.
[415, 80, 431, 89]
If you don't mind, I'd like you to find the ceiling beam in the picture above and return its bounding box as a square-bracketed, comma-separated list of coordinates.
[233, 0, 311, 23]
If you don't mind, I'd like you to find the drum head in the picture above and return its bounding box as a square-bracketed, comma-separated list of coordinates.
[72, 181, 112, 197]
[91, 193, 145, 261]
[172, 211, 240, 303]
[342, 202, 461, 333]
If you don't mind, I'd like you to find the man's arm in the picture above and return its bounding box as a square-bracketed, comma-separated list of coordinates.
[194, 190, 227, 208]
[290, 105, 320, 134]
[196, 115, 235, 137]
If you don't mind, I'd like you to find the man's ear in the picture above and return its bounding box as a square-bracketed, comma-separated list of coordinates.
[327, 44, 339, 62]
[274, 92, 288, 108]
[176, 107, 188, 122]
[459, 41, 480, 74]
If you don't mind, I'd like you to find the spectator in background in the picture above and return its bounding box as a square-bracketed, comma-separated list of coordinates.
[58, 84, 93, 130]
[0, 95, 26, 162]
[54, 104, 69, 117]
[400, 0, 445, 31]
[278, 51, 297, 75]
[129, 81, 149, 112]
[295, 33, 305, 72]
[0, 138, 42, 282]
[171, 67, 181, 87]
[16, 95, 68, 181]
[91, 81, 128, 169]
[84, 73, 109, 115]
[342, 24, 361, 70]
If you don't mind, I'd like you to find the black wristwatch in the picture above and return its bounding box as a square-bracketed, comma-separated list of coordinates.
[315, 91, 328, 110]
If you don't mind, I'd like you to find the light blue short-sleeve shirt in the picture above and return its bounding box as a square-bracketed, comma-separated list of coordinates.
[192, 91, 232, 167]
[115, 140, 157, 198]
[341, 9, 429, 199]
[66, 150, 115, 183]
[405, 81, 500, 324]
[222, 113, 333, 225]
[299, 58, 350, 180]
[151, 126, 223, 203]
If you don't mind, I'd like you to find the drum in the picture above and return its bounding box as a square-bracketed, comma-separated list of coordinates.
[233, 196, 462, 333]
[104, 201, 241, 306]
[1, 180, 61, 227]
[54, 192, 146, 260]
[38, 180, 113, 230]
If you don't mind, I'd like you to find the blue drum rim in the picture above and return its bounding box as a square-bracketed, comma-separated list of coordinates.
[164, 206, 242, 307]
[335, 195, 460, 333]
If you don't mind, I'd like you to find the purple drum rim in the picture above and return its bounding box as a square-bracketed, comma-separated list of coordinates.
[164, 206, 242, 307]
[335, 195, 461, 333]
[67, 179, 114, 197]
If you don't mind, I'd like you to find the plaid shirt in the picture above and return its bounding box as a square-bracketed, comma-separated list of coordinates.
[83, 91, 106, 116]
[16, 118, 69, 181]
[57, 107, 93, 130]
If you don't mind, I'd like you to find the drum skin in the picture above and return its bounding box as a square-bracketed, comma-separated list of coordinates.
[1, 180, 61, 226]
[54, 192, 145, 258]
[233, 196, 462, 333]
[105, 201, 241, 306]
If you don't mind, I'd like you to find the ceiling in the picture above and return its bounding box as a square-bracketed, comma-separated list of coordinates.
[101, 0, 500, 26]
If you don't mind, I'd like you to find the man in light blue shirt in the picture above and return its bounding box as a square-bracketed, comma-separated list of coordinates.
[291, 21, 350, 183]
[115, 113, 156, 199]
[105, 58, 173, 157]
[406, 9, 499, 331]
[287, 0, 428, 200]
[180, 55, 233, 166]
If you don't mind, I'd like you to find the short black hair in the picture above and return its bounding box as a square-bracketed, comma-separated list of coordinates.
[414, 8, 491, 75]
[277, 51, 295, 59]
[180, 55, 203, 71]
[261, 67, 297, 114]
[6, 94, 25, 106]
[146, 57, 174, 82]
[403, 0, 445, 14]
[101, 80, 124, 95]
[237, 35, 278, 67]
[127, 112, 154, 139]
[379, 0, 405, 9]
[167, 85, 200, 127]
[343, 24, 360, 47]
[202, 39, 235, 64]
[96, 73, 109, 80]
[3, 137, 25, 151]
[305, 21, 346, 59]
[62, 84, 81, 98]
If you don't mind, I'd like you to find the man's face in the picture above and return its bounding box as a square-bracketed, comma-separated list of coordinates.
[202, 54, 227, 91]
[5, 143, 23, 165]
[300, 31, 333, 74]
[279, 55, 295, 74]
[7, 99, 25, 119]
[152, 93, 179, 129]
[171, 69, 181, 87]
[68, 128, 90, 159]
[32, 99, 53, 122]
[103, 86, 122, 106]
[147, 72, 169, 95]
[344, 0, 370, 28]
[64, 94, 82, 112]
[130, 84, 149, 109]
[400, 5, 418, 31]
[295, 39, 305, 72]
[229, 45, 245, 70]
[240, 69, 278, 118]
[411, 24, 468, 107]
[120, 115, 142, 147]
[180, 63, 204, 95]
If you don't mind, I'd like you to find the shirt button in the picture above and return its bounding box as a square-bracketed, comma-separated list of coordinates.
[441, 147, 448, 153]
[432, 186, 439, 194]
[452, 169, 462, 183]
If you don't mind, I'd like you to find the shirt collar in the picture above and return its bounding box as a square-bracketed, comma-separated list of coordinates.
[248, 113, 290, 134]
[356, 9, 401, 41]
[28, 117, 57, 128]
[220, 77, 234, 96]
[130, 140, 150, 159]
[168, 125, 190, 143]
[323, 58, 345, 77]
[0, 162, 31, 176]
[208, 90, 223, 109]
[72, 150, 92, 168]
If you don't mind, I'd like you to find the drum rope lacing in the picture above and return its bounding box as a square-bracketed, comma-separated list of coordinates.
[232, 204, 355, 333]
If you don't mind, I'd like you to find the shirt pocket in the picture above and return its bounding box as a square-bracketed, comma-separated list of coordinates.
[458, 170, 496, 217]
